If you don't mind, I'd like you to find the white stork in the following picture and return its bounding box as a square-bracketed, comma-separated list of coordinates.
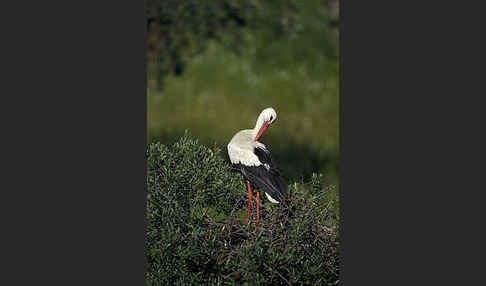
[227, 107, 288, 224]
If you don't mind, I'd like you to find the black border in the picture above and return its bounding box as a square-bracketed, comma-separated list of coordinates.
[2, 1, 147, 284]
[340, 1, 485, 285]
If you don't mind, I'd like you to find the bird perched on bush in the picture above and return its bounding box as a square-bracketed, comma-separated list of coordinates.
[228, 107, 288, 223]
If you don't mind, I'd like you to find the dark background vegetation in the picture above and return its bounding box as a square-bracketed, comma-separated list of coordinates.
[146, 0, 339, 186]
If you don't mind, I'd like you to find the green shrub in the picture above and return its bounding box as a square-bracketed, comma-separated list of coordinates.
[146, 134, 339, 285]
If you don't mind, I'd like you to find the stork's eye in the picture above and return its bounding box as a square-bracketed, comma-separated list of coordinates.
[270, 116, 273, 121]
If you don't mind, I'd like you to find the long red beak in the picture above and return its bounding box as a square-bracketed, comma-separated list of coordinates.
[254, 120, 270, 141]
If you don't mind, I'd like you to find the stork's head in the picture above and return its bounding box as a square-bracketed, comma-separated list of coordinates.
[254, 107, 277, 141]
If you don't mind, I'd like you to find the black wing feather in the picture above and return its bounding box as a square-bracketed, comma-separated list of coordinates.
[253, 147, 279, 170]
[234, 146, 288, 203]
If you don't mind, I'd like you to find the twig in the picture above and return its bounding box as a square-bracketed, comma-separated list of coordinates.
[274, 269, 292, 286]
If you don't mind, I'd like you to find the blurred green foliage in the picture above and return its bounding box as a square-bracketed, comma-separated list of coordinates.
[146, 135, 339, 285]
[147, 0, 338, 87]
[146, 0, 339, 184]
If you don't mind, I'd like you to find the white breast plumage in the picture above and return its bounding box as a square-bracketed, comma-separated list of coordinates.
[227, 141, 261, 166]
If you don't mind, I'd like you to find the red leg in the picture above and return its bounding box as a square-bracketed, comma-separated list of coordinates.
[256, 191, 260, 223]
[246, 180, 252, 224]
